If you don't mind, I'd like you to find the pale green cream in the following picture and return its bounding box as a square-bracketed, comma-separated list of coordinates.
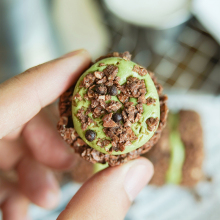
[93, 163, 109, 173]
[72, 57, 160, 155]
[166, 113, 185, 184]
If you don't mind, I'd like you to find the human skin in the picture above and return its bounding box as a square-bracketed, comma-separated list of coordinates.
[0, 49, 153, 220]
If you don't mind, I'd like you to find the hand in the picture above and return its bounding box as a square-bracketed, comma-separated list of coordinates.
[57, 158, 153, 220]
[0, 49, 154, 220]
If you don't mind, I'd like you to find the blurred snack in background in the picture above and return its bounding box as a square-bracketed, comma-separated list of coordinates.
[145, 110, 204, 187]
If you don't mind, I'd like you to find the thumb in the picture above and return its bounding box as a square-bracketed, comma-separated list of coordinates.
[57, 157, 154, 220]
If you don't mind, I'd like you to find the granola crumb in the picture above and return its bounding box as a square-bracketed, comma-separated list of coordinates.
[133, 65, 148, 76]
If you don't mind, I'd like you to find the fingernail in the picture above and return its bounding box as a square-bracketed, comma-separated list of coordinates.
[45, 171, 61, 208]
[46, 170, 59, 188]
[45, 190, 61, 209]
[124, 159, 154, 201]
[61, 49, 88, 58]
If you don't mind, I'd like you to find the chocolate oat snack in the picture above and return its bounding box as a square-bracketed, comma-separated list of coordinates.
[144, 110, 204, 187]
[57, 52, 168, 166]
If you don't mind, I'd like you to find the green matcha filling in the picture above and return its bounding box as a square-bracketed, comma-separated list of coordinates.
[72, 57, 160, 155]
[93, 163, 109, 173]
[166, 113, 185, 184]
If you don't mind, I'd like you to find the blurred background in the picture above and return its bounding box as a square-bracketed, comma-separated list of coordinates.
[1, 0, 220, 94]
[0, 0, 220, 219]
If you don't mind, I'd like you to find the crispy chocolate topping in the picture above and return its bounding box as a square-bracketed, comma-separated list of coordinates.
[95, 85, 107, 95]
[76, 58, 152, 152]
[58, 91, 168, 166]
[133, 65, 148, 76]
[108, 85, 118, 96]
[58, 52, 168, 166]
[94, 71, 104, 79]
[146, 117, 159, 131]
[103, 124, 137, 152]
[106, 100, 122, 113]
[104, 65, 118, 81]
[117, 77, 147, 103]
[76, 108, 93, 131]
[146, 97, 156, 105]
[80, 73, 95, 88]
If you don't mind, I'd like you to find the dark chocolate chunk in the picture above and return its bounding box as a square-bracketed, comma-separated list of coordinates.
[85, 130, 96, 142]
[112, 113, 122, 122]
[108, 85, 118, 96]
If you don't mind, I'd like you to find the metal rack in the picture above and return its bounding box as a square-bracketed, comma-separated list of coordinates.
[99, 2, 220, 94]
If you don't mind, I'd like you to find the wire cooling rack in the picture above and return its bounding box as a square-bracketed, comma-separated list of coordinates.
[98, 0, 220, 94]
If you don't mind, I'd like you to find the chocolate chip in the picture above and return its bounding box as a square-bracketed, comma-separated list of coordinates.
[95, 85, 107, 95]
[85, 130, 96, 142]
[108, 85, 118, 96]
[112, 113, 122, 122]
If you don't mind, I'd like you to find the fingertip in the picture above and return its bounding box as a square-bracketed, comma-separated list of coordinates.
[135, 157, 154, 177]
[123, 157, 154, 202]
[58, 157, 153, 220]
[1, 190, 30, 220]
[17, 157, 61, 209]
[37, 169, 61, 209]
[0, 49, 91, 137]
[61, 49, 91, 60]
[42, 189, 61, 209]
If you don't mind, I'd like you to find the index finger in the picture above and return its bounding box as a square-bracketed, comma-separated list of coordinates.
[0, 49, 90, 138]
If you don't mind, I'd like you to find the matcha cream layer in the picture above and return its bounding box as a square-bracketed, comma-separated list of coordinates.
[72, 57, 160, 155]
[166, 113, 185, 184]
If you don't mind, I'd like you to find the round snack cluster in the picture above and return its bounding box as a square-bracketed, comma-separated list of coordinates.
[72, 56, 160, 155]
[57, 52, 168, 166]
